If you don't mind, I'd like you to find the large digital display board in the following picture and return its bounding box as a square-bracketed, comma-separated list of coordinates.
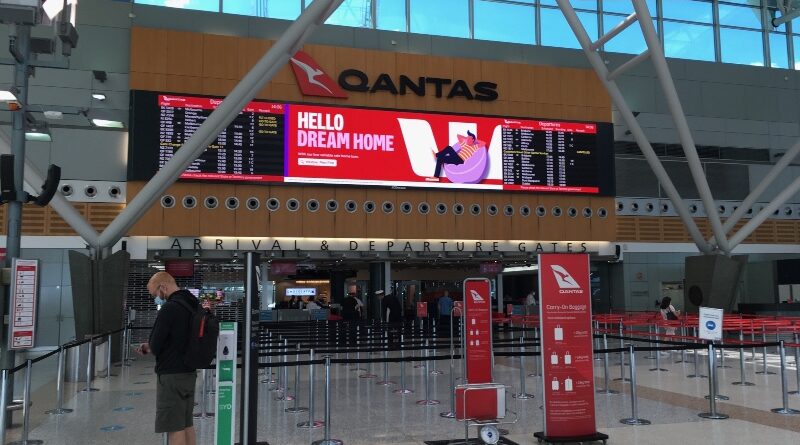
[128, 91, 614, 195]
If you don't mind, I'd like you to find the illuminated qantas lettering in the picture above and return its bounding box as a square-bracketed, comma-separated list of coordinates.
[338, 69, 499, 101]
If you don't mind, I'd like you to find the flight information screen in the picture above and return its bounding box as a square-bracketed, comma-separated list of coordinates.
[128, 90, 614, 195]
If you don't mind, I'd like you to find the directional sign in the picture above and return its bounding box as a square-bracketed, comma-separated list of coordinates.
[9, 259, 39, 350]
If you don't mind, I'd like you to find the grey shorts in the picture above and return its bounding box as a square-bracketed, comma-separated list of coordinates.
[155, 372, 197, 433]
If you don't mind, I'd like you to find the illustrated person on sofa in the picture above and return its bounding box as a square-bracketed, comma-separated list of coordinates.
[433, 130, 482, 178]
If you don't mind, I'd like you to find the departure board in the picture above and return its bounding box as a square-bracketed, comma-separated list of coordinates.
[129, 90, 615, 196]
[501, 121, 598, 193]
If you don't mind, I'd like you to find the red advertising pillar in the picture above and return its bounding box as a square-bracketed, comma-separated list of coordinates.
[455, 278, 505, 421]
[535, 254, 608, 443]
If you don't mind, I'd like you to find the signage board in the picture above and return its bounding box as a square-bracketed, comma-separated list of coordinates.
[129, 90, 615, 196]
[538, 254, 597, 438]
[215, 322, 237, 445]
[9, 259, 39, 350]
[698, 307, 724, 341]
[165, 259, 194, 277]
[455, 278, 499, 421]
[479, 262, 503, 274]
[416, 302, 428, 318]
[285, 287, 316, 296]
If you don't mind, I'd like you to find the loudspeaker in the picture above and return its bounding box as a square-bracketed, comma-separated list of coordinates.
[33, 164, 61, 206]
[0, 154, 15, 202]
[684, 254, 747, 313]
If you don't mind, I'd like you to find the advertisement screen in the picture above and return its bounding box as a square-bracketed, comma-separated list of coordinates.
[129, 90, 614, 195]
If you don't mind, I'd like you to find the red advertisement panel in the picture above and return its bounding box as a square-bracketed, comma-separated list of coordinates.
[285, 103, 601, 193]
[538, 254, 596, 438]
[165, 260, 194, 277]
[463, 278, 493, 384]
[416, 302, 428, 318]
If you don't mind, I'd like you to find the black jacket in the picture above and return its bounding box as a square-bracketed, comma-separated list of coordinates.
[149, 289, 199, 374]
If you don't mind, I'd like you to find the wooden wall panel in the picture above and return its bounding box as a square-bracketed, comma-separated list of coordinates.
[202, 77, 237, 97]
[590, 197, 616, 241]
[162, 183, 201, 236]
[235, 185, 269, 237]
[0, 202, 6, 234]
[129, 72, 168, 92]
[87, 203, 124, 232]
[265, 186, 303, 237]
[165, 30, 204, 76]
[127, 182, 164, 236]
[395, 190, 427, 239]
[301, 186, 336, 238]
[198, 184, 236, 236]
[165, 75, 203, 95]
[334, 188, 367, 238]
[202, 34, 239, 80]
[564, 196, 591, 240]
[131, 27, 168, 74]
[48, 204, 87, 236]
[511, 193, 539, 240]
[365, 189, 397, 238]
[775, 221, 797, 243]
[482, 194, 511, 240]
[425, 190, 455, 240]
[538, 196, 566, 241]
[454, 192, 484, 240]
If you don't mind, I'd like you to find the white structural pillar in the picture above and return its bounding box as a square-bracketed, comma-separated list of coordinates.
[728, 174, 800, 249]
[555, 0, 712, 253]
[95, 0, 345, 250]
[712, 137, 800, 245]
[629, 0, 730, 253]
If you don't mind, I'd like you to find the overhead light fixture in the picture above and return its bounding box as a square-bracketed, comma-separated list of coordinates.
[91, 93, 106, 101]
[43, 110, 63, 120]
[25, 122, 51, 142]
[91, 118, 123, 128]
[0, 90, 18, 102]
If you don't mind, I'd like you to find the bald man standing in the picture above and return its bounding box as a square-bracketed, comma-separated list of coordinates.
[136, 271, 199, 445]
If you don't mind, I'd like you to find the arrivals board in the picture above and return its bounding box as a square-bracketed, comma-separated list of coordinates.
[128, 90, 614, 195]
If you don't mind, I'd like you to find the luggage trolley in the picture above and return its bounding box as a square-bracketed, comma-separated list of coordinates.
[455, 382, 518, 445]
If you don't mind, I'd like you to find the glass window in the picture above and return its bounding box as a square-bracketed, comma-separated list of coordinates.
[322, 0, 372, 27]
[541, 0, 596, 10]
[662, 0, 712, 24]
[720, 28, 764, 66]
[223, 0, 300, 19]
[718, 4, 762, 29]
[793, 35, 800, 69]
[137, 0, 219, 12]
[474, 1, 535, 45]
[410, 0, 469, 38]
[540, 8, 597, 49]
[663, 21, 715, 61]
[602, 14, 654, 55]
[769, 33, 789, 69]
[602, 0, 656, 16]
[377, 0, 406, 31]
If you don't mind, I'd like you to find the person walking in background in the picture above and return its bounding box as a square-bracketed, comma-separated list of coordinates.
[438, 291, 454, 337]
[136, 271, 199, 445]
[659, 296, 680, 337]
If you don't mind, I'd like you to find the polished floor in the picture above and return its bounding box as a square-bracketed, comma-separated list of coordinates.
[6, 343, 800, 444]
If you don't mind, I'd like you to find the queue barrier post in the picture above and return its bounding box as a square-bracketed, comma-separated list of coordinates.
[393, 335, 413, 395]
[311, 356, 342, 445]
[687, 328, 706, 379]
[771, 340, 800, 415]
[46, 346, 73, 414]
[512, 336, 534, 400]
[297, 349, 323, 429]
[732, 331, 754, 387]
[440, 309, 458, 417]
[0, 369, 8, 445]
[619, 344, 650, 425]
[597, 334, 619, 395]
[698, 343, 729, 420]
[756, 328, 776, 375]
[376, 336, 394, 386]
[790, 333, 800, 396]
[416, 340, 439, 406]
[277, 339, 295, 402]
[81, 336, 100, 392]
[104, 333, 115, 379]
[9, 360, 43, 445]
[704, 343, 729, 401]
[285, 344, 308, 414]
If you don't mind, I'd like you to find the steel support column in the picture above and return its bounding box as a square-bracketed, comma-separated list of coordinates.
[95, 0, 345, 250]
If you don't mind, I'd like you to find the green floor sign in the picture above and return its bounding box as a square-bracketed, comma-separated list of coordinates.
[215, 322, 237, 445]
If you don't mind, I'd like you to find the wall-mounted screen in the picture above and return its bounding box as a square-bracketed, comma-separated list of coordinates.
[129, 90, 614, 195]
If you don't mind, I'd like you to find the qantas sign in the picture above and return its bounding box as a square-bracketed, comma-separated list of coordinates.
[290, 51, 499, 101]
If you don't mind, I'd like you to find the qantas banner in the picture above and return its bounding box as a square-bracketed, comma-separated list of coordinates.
[285, 103, 601, 193]
[538, 254, 596, 438]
